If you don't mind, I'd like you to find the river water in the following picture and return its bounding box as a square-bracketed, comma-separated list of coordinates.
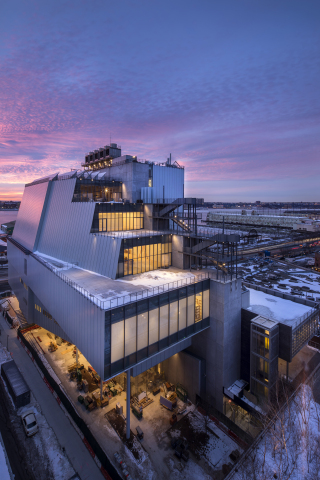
[0, 211, 18, 226]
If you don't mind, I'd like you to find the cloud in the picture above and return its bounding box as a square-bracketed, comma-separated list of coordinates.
[0, 0, 319, 201]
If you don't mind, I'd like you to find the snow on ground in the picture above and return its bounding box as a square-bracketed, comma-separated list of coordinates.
[118, 269, 195, 288]
[247, 288, 313, 324]
[0, 339, 75, 480]
[18, 403, 75, 480]
[232, 385, 320, 480]
[0, 343, 11, 366]
[0, 434, 11, 480]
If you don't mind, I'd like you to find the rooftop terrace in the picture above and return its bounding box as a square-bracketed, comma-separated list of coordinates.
[33, 252, 214, 310]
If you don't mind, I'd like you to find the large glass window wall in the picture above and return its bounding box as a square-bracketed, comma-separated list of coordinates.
[91, 203, 144, 233]
[99, 211, 143, 232]
[105, 279, 210, 378]
[73, 179, 122, 202]
[117, 235, 172, 278]
[292, 312, 319, 357]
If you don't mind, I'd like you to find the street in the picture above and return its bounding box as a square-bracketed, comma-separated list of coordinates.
[0, 313, 105, 480]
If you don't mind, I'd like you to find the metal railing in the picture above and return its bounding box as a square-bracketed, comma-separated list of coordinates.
[95, 229, 172, 239]
[83, 157, 184, 170]
[31, 252, 212, 311]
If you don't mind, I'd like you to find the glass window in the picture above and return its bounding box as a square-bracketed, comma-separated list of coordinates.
[119, 237, 172, 277]
[111, 321, 124, 363]
[187, 295, 195, 326]
[149, 308, 159, 344]
[125, 316, 136, 356]
[137, 313, 148, 350]
[179, 298, 187, 330]
[203, 289, 209, 319]
[195, 292, 203, 323]
[159, 305, 169, 340]
[170, 301, 178, 334]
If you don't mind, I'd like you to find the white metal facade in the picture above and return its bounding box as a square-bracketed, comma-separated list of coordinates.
[8, 240, 105, 377]
[12, 181, 50, 251]
[151, 165, 184, 201]
[33, 178, 122, 279]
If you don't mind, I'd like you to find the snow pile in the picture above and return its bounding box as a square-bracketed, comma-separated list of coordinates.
[232, 385, 320, 480]
[118, 269, 195, 288]
[248, 288, 313, 324]
[0, 343, 11, 366]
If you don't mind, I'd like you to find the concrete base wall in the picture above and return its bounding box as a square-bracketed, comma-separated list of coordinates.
[161, 350, 204, 403]
[171, 235, 184, 269]
[241, 289, 250, 309]
[187, 278, 242, 412]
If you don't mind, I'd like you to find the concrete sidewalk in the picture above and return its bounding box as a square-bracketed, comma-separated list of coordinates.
[0, 313, 104, 480]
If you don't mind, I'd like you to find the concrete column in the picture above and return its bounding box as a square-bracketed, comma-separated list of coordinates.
[126, 370, 131, 440]
[187, 278, 242, 412]
[286, 361, 289, 380]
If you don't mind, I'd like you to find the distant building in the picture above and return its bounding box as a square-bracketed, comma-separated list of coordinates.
[207, 211, 320, 229]
[1, 221, 16, 235]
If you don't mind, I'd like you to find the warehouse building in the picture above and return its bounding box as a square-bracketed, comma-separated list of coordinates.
[207, 211, 320, 229]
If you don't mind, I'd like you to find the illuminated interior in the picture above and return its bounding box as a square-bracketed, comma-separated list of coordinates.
[116, 234, 172, 277]
[123, 242, 171, 275]
[98, 211, 144, 232]
[106, 283, 210, 376]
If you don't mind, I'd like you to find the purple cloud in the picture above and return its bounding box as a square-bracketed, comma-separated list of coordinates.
[0, 0, 319, 201]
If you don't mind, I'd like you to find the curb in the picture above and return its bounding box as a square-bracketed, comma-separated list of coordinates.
[17, 335, 112, 480]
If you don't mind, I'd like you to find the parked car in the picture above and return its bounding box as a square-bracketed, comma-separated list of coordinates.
[21, 410, 38, 437]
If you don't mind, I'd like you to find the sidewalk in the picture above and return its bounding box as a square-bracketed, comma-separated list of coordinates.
[0, 313, 104, 480]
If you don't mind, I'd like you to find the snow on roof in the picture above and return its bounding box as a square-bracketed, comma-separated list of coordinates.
[227, 379, 248, 396]
[247, 288, 314, 326]
[34, 251, 203, 309]
[118, 269, 196, 288]
[99, 229, 165, 238]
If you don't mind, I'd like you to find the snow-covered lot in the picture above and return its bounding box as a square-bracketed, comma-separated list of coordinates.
[231, 384, 320, 480]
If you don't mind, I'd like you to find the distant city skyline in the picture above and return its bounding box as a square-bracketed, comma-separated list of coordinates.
[0, 1, 319, 202]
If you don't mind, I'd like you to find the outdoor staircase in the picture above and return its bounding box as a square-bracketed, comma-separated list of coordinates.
[13, 306, 28, 328]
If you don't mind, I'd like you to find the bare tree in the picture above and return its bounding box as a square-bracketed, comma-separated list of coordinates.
[233, 378, 320, 480]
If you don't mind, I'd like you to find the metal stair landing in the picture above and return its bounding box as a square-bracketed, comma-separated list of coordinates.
[15, 308, 28, 328]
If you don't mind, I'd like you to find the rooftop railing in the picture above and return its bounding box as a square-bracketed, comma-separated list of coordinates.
[31, 252, 214, 311]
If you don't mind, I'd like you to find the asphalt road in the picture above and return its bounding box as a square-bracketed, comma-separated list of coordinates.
[0, 313, 105, 480]
[0, 378, 33, 480]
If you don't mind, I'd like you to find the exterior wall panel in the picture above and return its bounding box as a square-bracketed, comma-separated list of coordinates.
[10, 246, 106, 377]
[13, 182, 51, 251]
[36, 178, 121, 279]
[151, 165, 184, 202]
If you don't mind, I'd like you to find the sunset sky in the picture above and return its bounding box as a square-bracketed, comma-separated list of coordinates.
[0, 0, 319, 202]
